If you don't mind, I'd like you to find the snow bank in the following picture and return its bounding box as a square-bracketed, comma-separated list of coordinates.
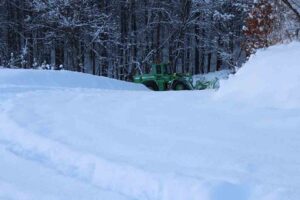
[0, 69, 147, 91]
[216, 42, 300, 109]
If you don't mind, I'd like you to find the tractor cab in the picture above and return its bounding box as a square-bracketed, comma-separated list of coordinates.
[150, 63, 172, 75]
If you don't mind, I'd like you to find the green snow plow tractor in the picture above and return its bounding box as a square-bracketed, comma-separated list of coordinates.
[133, 63, 218, 91]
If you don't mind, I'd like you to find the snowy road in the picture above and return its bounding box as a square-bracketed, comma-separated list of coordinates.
[0, 43, 300, 200]
[1, 85, 300, 200]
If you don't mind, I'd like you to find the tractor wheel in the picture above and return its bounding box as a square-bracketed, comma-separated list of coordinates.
[172, 81, 189, 90]
[143, 81, 159, 91]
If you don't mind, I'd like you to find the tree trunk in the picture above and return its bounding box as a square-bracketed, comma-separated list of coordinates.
[50, 40, 56, 69]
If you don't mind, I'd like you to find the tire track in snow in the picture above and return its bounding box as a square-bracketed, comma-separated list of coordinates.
[0, 85, 294, 200]
[0, 112, 210, 200]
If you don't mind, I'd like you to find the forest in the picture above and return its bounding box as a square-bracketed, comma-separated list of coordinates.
[0, 0, 299, 80]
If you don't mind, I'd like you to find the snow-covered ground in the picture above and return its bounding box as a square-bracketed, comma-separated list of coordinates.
[0, 42, 300, 200]
[0, 69, 147, 91]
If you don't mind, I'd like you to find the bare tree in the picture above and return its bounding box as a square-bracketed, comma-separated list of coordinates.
[281, 0, 300, 21]
[0, 0, 297, 77]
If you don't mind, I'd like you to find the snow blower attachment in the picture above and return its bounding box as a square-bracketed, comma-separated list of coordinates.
[133, 63, 219, 91]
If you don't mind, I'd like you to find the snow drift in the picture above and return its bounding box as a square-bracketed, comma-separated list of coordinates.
[217, 42, 300, 109]
[0, 69, 147, 91]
